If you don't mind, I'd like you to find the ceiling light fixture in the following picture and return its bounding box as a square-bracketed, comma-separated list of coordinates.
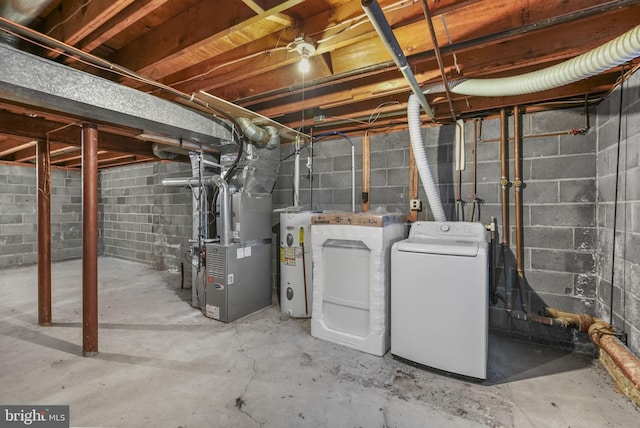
[291, 36, 316, 73]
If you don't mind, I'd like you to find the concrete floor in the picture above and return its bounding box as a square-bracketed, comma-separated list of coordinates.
[0, 258, 637, 428]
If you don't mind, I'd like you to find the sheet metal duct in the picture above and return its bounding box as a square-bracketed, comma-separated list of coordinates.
[0, 0, 52, 44]
[0, 43, 231, 146]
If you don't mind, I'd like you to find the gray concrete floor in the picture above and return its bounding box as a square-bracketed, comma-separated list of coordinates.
[0, 257, 637, 428]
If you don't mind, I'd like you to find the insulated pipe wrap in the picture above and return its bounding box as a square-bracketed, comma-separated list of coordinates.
[408, 94, 446, 222]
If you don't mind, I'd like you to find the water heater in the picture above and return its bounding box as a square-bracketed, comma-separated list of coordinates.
[280, 211, 313, 318]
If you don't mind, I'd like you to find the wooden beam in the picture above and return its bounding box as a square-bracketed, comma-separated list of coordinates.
[76, 0, 171, 53]
[216, 4, 638, 109]
[159, 0, 468, 95]
[0, 140, 36, 157]
[0, 111, 157, 158]
[40, 0, 134, 49]
[108, 0, 303, 80]
[408, 143, 419, 222]
[241, 0, 294, 26]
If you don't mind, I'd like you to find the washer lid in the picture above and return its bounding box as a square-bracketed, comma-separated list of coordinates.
[395, 239, 479, 257]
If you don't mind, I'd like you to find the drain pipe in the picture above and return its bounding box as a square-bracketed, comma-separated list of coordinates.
[163, 175, 231, 246]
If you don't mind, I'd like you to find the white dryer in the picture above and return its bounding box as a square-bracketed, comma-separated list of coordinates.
[391, 221, 489, 380]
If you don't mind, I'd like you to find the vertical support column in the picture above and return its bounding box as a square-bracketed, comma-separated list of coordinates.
[361, 132, 371, 212]
[37, 139, 51, 326]
[82, 123, 99, 356]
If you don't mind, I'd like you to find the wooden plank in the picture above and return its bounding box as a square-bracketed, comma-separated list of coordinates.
[77, 0, 171, 52]
[408, 142, 419, 222]
[241, 0, 294, 26]
[41, 0, 133, 48]
[0, 140, 36, 158]
[161, 0, 471, 95]
[192, 91, 307, 142]
[0, 111, 158, 158]
[109, 0, 303, 79]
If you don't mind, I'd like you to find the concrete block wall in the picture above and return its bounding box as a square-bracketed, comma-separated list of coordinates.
[596, 69, 640, 356]
[0, 164, 82, 268]
[473, 109, 597, 350]
[100, 162, 193, 273]
[274, 106, 597, 350]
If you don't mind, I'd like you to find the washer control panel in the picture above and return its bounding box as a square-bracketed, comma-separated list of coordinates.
[409, 221, 487, 242]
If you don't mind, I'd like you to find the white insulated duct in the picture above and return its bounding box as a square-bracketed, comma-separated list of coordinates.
[408, 94, 447, 222]
[444, 25, 640, 97]
[406, 24, 640, 222]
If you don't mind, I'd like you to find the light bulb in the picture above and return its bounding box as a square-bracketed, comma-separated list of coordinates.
[299, 52, 310, 73]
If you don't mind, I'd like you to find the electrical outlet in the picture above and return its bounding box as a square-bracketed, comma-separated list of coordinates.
[410, 199, 422, 211]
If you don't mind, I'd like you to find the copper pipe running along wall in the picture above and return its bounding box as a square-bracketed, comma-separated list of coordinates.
[513, 105, 528, 313]
[82, 123, 99, 356]
[499, 109, 512, 309]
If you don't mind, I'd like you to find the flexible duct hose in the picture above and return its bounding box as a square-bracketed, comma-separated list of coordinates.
[236, 117, 280, 149]
[409, 25, 640, 222]
[408, 94, 446, 222]
[444, 25, 640, 97]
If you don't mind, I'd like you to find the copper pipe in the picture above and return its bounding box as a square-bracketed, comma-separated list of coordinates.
[544, 307, 601, 333]
[499, 109, 511, 309]
[420, 0, 456, 122]
[499, 109, 510, 246]
[362, 132, 371, 212]
[82, 123, 99, 356]
[513, 105, 528, 313]
[37, 139, 51, 326]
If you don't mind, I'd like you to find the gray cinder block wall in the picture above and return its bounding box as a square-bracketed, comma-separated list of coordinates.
[99, 162, 193, 274]
[0, 164, 82, 268]
[596, 70, 640, 356]
[275, 106, 600, 350]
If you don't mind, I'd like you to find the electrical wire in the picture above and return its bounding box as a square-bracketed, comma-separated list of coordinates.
[609, 68, 625, 327]
[46, 0, 94, 36]
[0, 18, 247, 152]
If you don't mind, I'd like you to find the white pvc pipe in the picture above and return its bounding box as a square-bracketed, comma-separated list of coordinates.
[293, 147, 300, 208]
[408, 94, 446, 222]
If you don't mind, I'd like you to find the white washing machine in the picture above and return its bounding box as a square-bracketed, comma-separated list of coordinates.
[391, 221, 489, 379]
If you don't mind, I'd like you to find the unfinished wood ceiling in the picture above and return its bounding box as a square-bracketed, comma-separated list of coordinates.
[1, 0, 639, 169]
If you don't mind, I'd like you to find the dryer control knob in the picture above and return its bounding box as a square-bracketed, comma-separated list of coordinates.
[440, 224, 450, 232]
